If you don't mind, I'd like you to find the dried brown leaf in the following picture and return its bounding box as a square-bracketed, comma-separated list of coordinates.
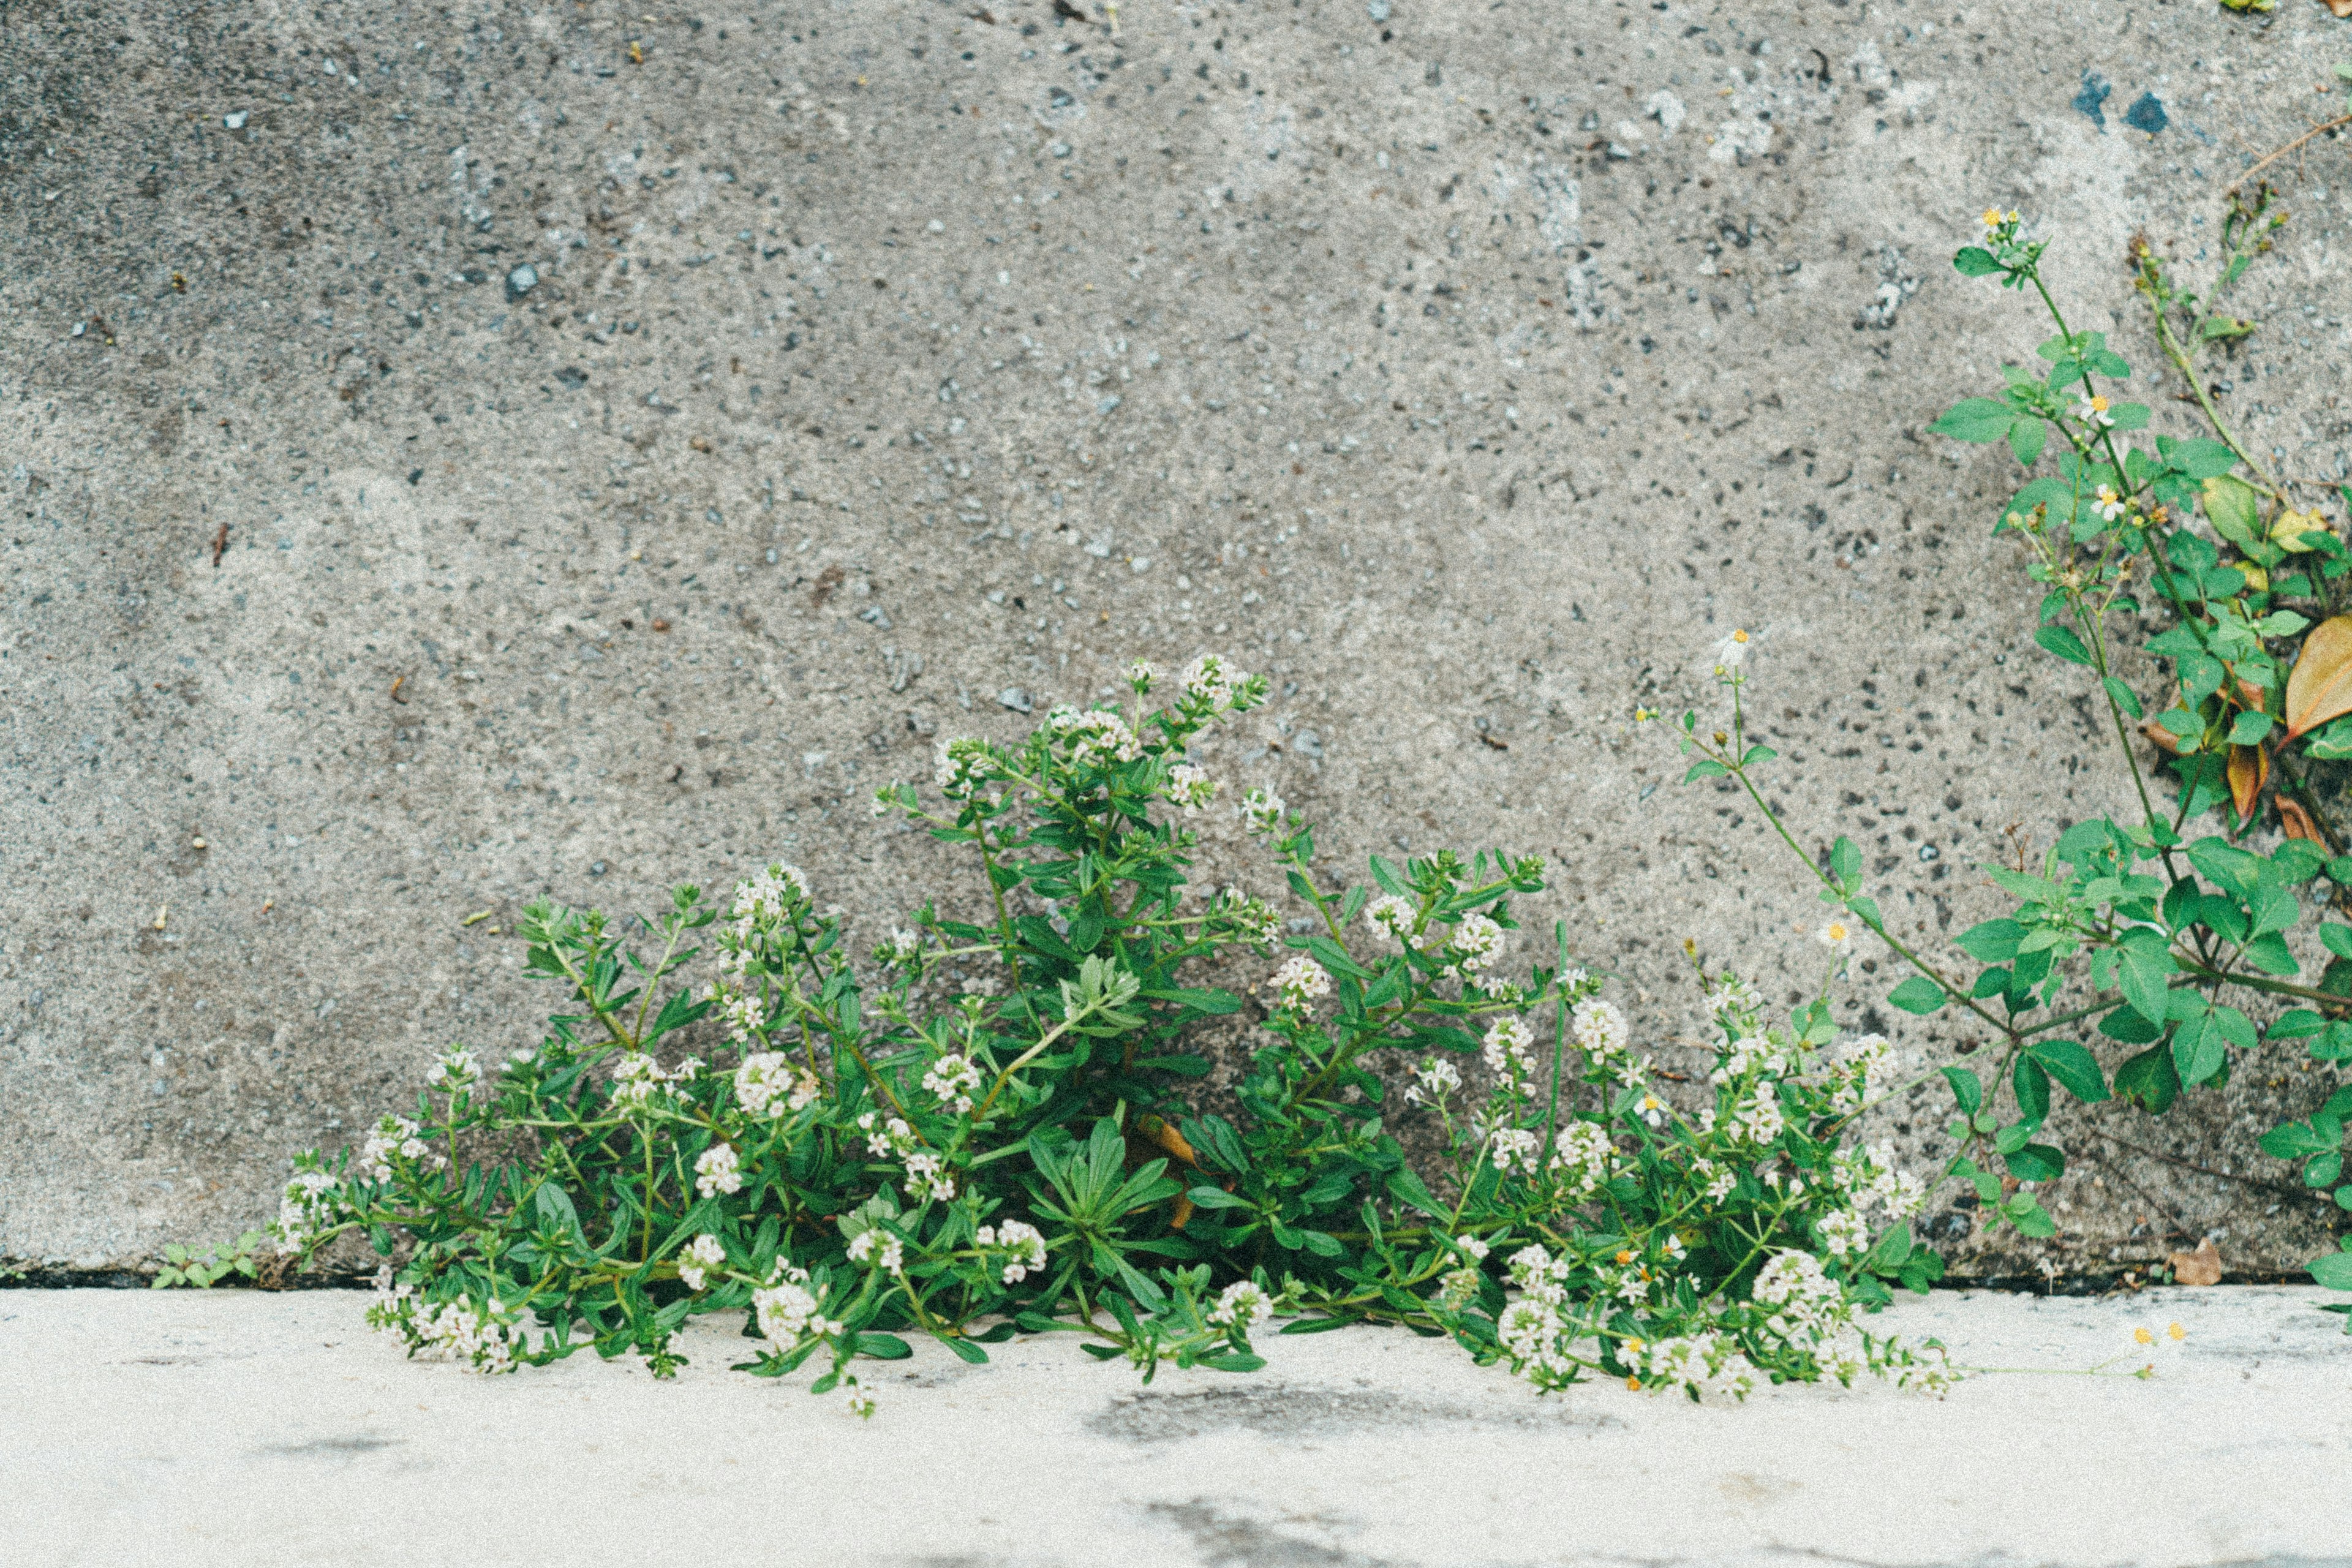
[2228, 743, 2269, 821]
[2279, 794, 2326, 845]
[2166, 1237, 2223, 1286]
[2285, 615, 2352, 738]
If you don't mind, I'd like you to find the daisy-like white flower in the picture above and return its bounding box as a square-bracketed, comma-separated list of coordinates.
[2094, 484, 2128, 522]
[2073, 393, 2116, 428]
[1818, 916, 1855, 952]
[1713, 627, 1751, 676]
[1634, 1090, 1668, 1128]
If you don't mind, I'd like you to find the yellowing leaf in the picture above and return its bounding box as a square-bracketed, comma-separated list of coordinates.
[2203, 474, 2263, 549]
[2287, 616, 2352, 738]
[2272, 508, 2335, 554]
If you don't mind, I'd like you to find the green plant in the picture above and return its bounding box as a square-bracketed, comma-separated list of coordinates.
[265, 655, 1950, 1410]
[1678, 163, 2352, 1297]
[153, 1230, 266, 1289]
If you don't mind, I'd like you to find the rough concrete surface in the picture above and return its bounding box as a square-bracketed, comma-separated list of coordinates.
[6, 1286, 2351, 1566]
[6, 0, 2352, 1270]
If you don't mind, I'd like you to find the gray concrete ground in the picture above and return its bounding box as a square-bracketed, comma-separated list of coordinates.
[7, 0, 2352, 1275]
[4, 1284, 2350, 1566]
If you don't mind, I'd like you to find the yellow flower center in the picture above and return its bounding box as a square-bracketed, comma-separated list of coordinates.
[2167, 1321, 2186, 1341]
[1828, 924, 1848, 941]
[1616, 1249, 1635, 1265]
[1981, 208, 2002, 225]
[2089, 395, 2109, 412]
[1730, 628, 1749, 644]
[2133, 1326, 2154, 1346]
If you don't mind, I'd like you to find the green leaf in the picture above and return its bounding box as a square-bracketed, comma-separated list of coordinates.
[1952, 246, 2004, 277]
[1940, 1066, 1983, 1115]
[2106, 402, 2150, 431]
[1830, 837, 1861, 885]
[935, 1334, 990, 1365]
[2008, 419, 2048, 466]
[855, 1333, 914, 1360]
[2173, 1012, 2226, 1088]
[1185, 1186, 1255, 1211]
[1931, 398, 2021, 442]
[1887, 976, 1948, 1016]
[2114, 1044, 2180, 1114]
[2027, 1040, 2109, 1104]
[2119, 951, 2174, 1032]
[2005, 1195, 2058, 1238]
[2171, 437, 2241, 481]
[1385, 1167, 1447, 1219]
[1279, 1314, 1362, 1335]
[2226, 710, 2274, 745]
[2035, 625, 2095, 666]
[1140, 986, 1243, 1016]
[2309, 1248, 2352, 1291]
[2004, 1142, 2065, 1183]
[2013, 1057, 2051, 1128]
[2203, 474, 2264, 549]
[2102, 677, 2144, 720]
[1682, 760, 1728, 783]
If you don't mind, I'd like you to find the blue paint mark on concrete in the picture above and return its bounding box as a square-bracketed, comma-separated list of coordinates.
[2124, 92, 2168, 134]
[2073, 71, 2112, 128]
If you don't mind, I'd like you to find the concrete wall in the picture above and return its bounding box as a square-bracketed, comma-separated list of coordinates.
[6, 0, 2350, 1273]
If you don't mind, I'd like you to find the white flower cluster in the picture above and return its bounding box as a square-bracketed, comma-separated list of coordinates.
[1180, 652, 1243, 711]
[881, 928, 922, 966]
[1482, 1016, 1537, 1079]
[1166, 761, 1219, 813]
[677, 1232, 727, 1291]
[1549, 1121, 1615, 1196]
[1702, 971, 1763, 1023]
[974, 1218, 1049, 1283]
[1710, 1031, 1795, 1085]
[933, 736, 1000, 799]
[922, 1053, 982, 1115]
[1631, 1332, 1760, 1401]
[1825, 1033, 1893, 1114]
[1570, 999, 1653, 1090]
[425, 1047, 480, 1094]
[1125, 658, 1156, 692]
[715, 986, 767, 1044]
[847, 1228, 906, 1273]
[1752, 1250, 1847, 1339]
[1269, 953, 1332, 1011]
[1208, 1279, 1273, 1332]
[1240, 786, 1285, 836]
[358, 1114, 443, 1184]
[1431, 911, 1505, 982]
[1494, 1244, 1578, 1378]
[734, 1052, 818, 1118]
[902, 1150, 958, 1204]
[1828, 1140, 1927, 1223]
[611, 1051, 698, 1110]
[753, 1261, 842, 1344]
[695, 1142, 742, 1198]
[1401, 1056, 1461, 1106]
[1490, 1125, 1542, 1175]
[1046, 704, 1145, 767]
[857, 1110, 918, 1159]
[1215, 888, 1281, 946]
[1722, 1085, 1787, 1147]
[731, 863, 812, 927]
[269, 1167, 341, 1256]
[375, 1289, 529, 1376]
[1364, 894, 1417, 944]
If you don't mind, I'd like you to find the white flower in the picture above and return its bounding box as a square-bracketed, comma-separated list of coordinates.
[1571, 999, 1629, 1060]
[976, 1219, 1049, 1283]
[1695, 1159, 1738, 1202]
[1819, 1208, 1869, 1258]
[1550, 1121, 1614, 1194]
[1047, 704, 1145, 767]
[1364, 894, 1417, 943]
[1490, 1126, 1542, 1175]
[933, 736, 997, 797]
[677, 1232, 726, 1292]
[1167, 762, 1219, 813]
[425, 1046, 480, 1093]
[734, 1052, 804, 1118]
[695, 1142, 743, 1198]
[1702, 973, 1762, 1020]
[1453, 1234, 1491, 1262]
[901, 1150, 958, 1204]
[1817, 916, 1855, 952]
[2073, 393, 2116, 428]
[883, 927, 922, 965]
[1713, 627, 1751, 675]
[1180, 652, 1242, 710]
[609, 1051, 676, 1109]
[753, 1264, 842, 1344]
[1434, 912, 1506, 981]
[1126, 658, 1156, 692]
[1634, 1090, 1668, 1128]
[847, 1228, 905, 1273]
[270, 1168, 341, 1256]
[1219, 889, 1281, 946]
[729, 863, 812, 925]
[843, 1384, 877, 1419]
[1209, 1280, 1274, 1332]
[358, 1114, 443, 1183]
[1403, 1056, 1461, 1106]
[1241, 786, 1285, 835]
[1482, 1016, 1537, 1077]
[1270, 953, 1332, 1010]
[1728, 1088, 1785, 1147]
[922, 1053, 981, 1114]
[2094, 484, 2128, 522]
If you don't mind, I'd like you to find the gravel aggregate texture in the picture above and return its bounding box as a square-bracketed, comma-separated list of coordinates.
[7, 0, 2352, 1272]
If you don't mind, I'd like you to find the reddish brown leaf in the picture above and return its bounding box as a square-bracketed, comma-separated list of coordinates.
[2228, 744, 2269, 821]
[2286, 615, 2352, 738]
[2167, 1237, 2223, 1286]
[2279, 795, 2326, 846]
[2139, 719, 2185, 756]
